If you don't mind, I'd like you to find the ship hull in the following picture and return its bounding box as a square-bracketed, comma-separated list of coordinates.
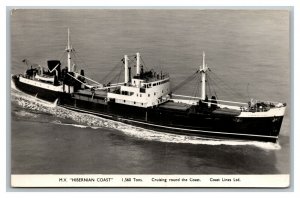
[59, 95, 284, 143]
[12, 75, 284, 143]
[60, 104, 283, 142]
[12, 75, 60, 102]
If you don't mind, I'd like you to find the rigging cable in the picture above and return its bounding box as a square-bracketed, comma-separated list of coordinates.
[206, 73, 212, 97]
[206, 73, 218, 99]
[140, 55, 149, 71]
[208, 69, 246, 98]
[109, 66, 123, 85]
[103, 55, 137, 84]
[187, 74, 200, 105]
[101, 60, 123, 83]
[116, 67, 123, 84]
[72, 50, 88, 71]
[206, 72, 235, 99]
[59, 51, 67, 63]
[195, 74, 202, 98]
[171, 70, 198, 93]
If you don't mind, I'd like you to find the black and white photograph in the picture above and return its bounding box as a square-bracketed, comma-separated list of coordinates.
[9, 8, 290, 187]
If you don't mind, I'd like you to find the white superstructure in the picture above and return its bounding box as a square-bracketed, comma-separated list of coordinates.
[107, 52, 171, 108]
[19, 76, 74, 93]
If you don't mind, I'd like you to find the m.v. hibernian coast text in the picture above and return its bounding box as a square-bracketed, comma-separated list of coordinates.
[12, 29, 286, 142]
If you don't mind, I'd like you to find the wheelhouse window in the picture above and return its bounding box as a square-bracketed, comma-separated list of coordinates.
[140, 87, 146, 93]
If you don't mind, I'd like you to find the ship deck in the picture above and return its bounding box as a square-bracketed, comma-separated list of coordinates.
[75, 89, 108, 98]
[158, 101, 191, 111]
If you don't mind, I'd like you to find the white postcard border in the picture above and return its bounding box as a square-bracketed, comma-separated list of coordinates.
[11, 174, 290, 188]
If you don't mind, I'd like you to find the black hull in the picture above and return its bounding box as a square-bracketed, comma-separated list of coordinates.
[60, 104, 282, 143]
[59, 93, 283, 143]
[12, 75, 60, 102]
[12, 75, 284, 143]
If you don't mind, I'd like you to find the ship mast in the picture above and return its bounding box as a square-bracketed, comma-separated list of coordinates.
[136, 52, 141, 75]
[200, 51, 208, 100]
[66, 28, 74, 72]
[124, 55, 129, 83]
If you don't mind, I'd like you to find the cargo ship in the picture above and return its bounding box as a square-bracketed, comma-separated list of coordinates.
[11, 29, 286, 142]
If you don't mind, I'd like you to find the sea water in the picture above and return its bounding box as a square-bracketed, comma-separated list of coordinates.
[10, 9, 290, 174]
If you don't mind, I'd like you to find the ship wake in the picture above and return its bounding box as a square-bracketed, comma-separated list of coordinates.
[11, 87, 281, 150]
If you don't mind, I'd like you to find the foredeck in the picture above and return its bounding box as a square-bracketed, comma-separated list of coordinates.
[158, 101, 191, 111]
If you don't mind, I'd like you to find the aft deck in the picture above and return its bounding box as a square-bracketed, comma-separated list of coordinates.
[76, 89, 108, 98]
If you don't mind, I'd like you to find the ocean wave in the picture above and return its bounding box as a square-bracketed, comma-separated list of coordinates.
[11, 86, 281, 150]
[11, 86, 57, 109]
[112, 124, 281, 150]
[14, 110, 39, 118]
[51, 120, 92, 129]
[52, 115, 281, 150]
